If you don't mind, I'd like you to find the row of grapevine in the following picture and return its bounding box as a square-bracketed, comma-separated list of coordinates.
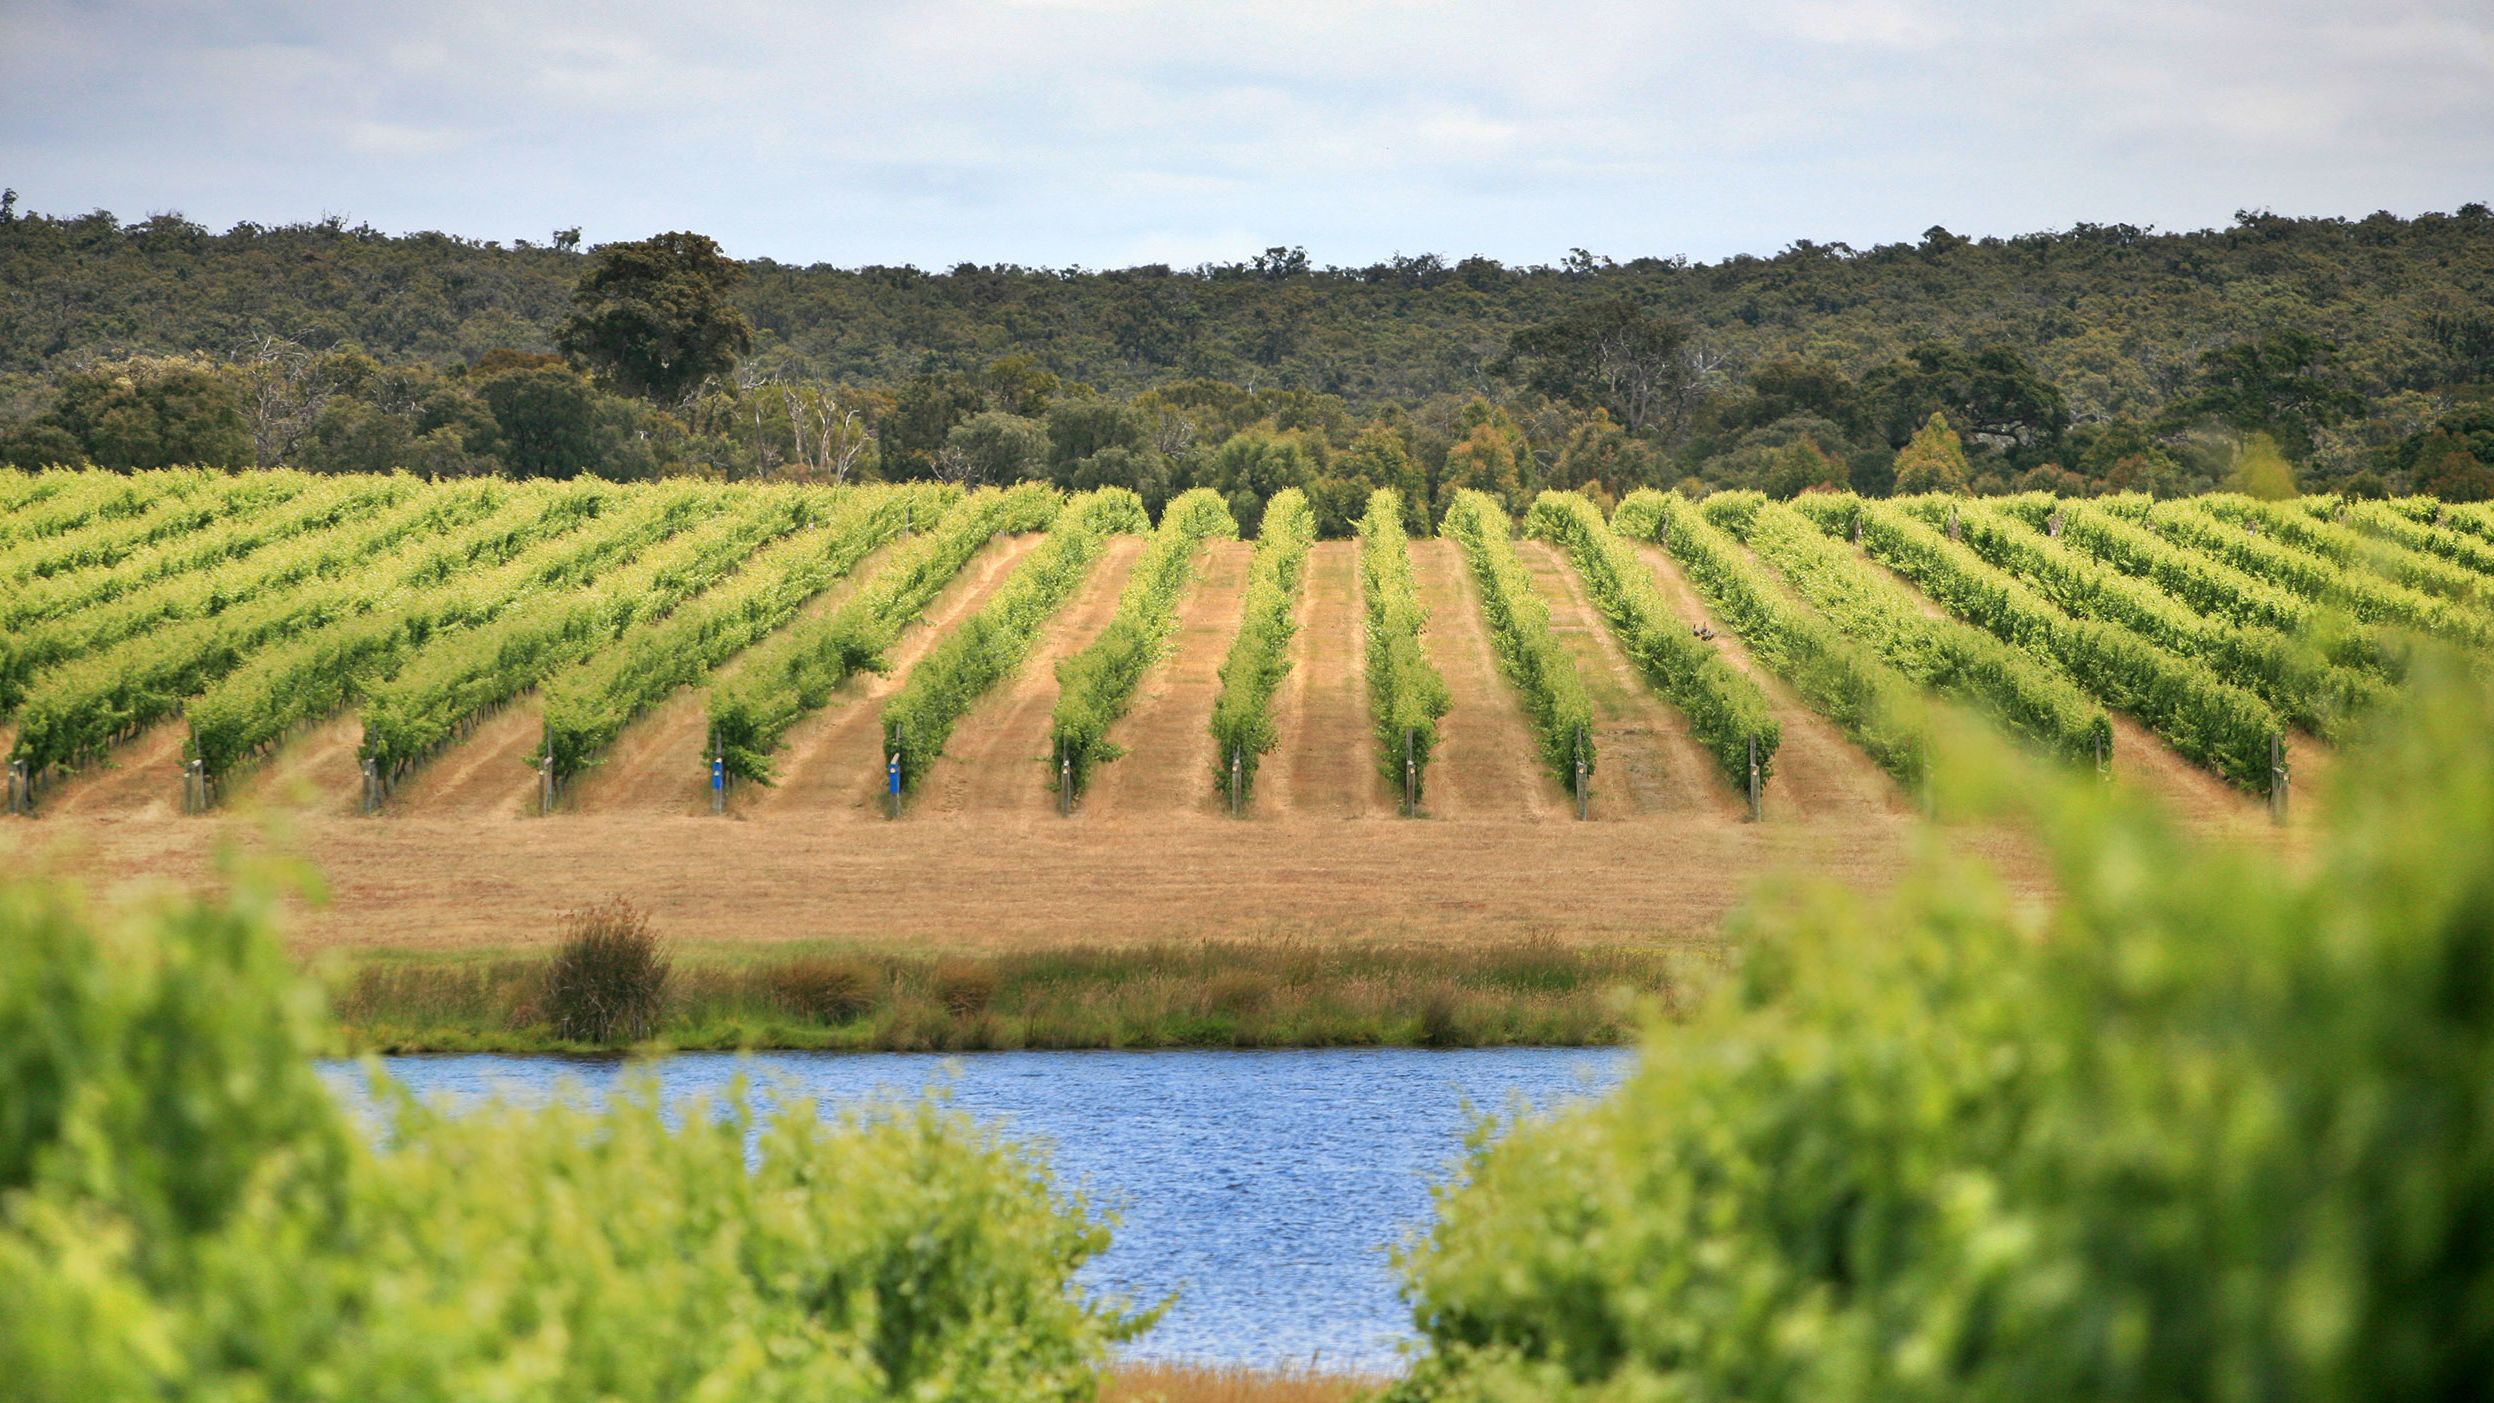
[0, 469, 185, 550]
[2198, 494, 2493, 609]
[1525, 491, 1780, 791]
[1618, 491, 1936, 788]
[0, 470, 277, 586]
[709, 483, 1061, 785]
[1050, 489, 1239, 796]
[539, 485, 952, 784]
[1908, 496, 2387, 741]
[7, 482, 524, 778]
[1716, 494, 2112, 768]
[1358, 488, 1450, 805]
[1444, 490, 1597, 788]
[1208, 487, 1315, 806]
[184, 484, 636, 782]
[1, 472, 403, 630]
[2129, 496, 2494, 649]
[0, 482, 445, 715]
[1825, 496, 2282, 791]
[357, 488, 765, 785]
[2312, 495, 2494, 582]
[880, 488, 1150, 792]
[1992, 495, 2403, 680]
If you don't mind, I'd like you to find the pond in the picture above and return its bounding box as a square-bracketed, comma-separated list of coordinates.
[326, 1046, 1632, 1373]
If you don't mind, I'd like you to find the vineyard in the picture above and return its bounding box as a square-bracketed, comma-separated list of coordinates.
[5, 468, 2489, 948]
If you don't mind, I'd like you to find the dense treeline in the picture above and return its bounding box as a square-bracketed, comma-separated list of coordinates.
[4, 192, 2493, 519]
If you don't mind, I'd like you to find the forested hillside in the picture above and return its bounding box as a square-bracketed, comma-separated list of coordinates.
[3, 193, 2491, 518]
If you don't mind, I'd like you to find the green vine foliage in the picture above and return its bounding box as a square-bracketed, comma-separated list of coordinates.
[709, 482, 1059, 785]
[1619, 489, 1932, 791]
[880, 487, 1150, 792]
[1359, 488, 1449, 802]
[1208, 487, 1315, 805]
[1525, 490, 1778, 791]
[1050, 488, 1239, 795]
[1443, 489, 1596, 788]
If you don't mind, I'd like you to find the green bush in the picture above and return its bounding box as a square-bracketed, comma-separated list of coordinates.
[1526, 490, 1778, 791]
[1393, 658, 2494, 1403]
[1443, 490, 1597, 787]
[1051, 487, 1238, 795]
[0, 862, 1137, 1400]
[1209, 487, 1315, 805]
[1360, 488, 1451, 802]
[881, 487, 1150, 791]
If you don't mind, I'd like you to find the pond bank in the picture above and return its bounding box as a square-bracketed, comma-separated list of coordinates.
[321, 936, 1688, 1053]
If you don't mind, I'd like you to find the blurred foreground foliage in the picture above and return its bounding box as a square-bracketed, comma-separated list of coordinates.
[0, 860, 1139, 1400]
[1393, 657, 2493, 1402]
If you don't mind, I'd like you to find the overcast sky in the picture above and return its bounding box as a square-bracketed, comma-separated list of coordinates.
[5, 0, 2490, 269]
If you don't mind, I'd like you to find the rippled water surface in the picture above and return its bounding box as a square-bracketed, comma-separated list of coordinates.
[328, 1047, 1630, 1371]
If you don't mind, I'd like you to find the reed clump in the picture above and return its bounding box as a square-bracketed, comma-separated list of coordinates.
[540, 898, 669, 1044]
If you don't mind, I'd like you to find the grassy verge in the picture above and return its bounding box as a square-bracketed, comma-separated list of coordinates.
[320, 936, 1684, 1054]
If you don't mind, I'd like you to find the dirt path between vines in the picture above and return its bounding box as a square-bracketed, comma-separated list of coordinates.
[922, 536, 1146, 820]
[389, 700, 542, 818]
[1085, 539, 1251, 818]
[566, 539, 907, 818]
[228, 711, 364, 816]
[1408, 540, 1562, 821]
[1264, 542, 1384, 820]
[1632, 542, 1908, 823]
[743, 534, 1042, 820]
[1516, 539, 1740, 822]
[36, 720, 186, 819]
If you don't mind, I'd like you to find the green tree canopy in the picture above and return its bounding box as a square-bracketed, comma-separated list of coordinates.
[1889, 410, 1971, 494]
[555, 232, 753, 404]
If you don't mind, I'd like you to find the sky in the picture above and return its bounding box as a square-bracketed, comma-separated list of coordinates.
[4, 0, 2490, 270]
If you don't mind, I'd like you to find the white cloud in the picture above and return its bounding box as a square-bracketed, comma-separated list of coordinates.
[0, 0, 2486, 266]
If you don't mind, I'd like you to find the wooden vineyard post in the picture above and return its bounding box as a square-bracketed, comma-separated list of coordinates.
[1057, 739, 1073, 817]
[184, 758, 206, 815]
[538, 755, 554, 816]
[1573, 725, 1589, 822]
[1229, 748, 1243, 818]
[1402, 727, 1417, 818]
[1746, 735, 1762, 822]
[360, 757, 380, 816]
[2269, 734, 2290, 825]
[5, 759, 27, 816]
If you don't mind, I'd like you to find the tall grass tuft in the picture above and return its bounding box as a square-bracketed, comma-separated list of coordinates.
[542, 897, 669, 1043]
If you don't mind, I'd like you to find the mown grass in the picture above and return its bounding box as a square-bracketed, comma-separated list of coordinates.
[321, 934, 1686, 1053]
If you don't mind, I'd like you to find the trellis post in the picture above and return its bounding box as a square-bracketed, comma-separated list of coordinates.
[1573, 725, 1589, 822]
[1746, 735, 1762, 822]
[1402, 727, 1417, 817]
[1058, 739, 1073, 817]
[2269, 734, 2290, 825]
[361, 757, 380, 816]
[1229, 748, 1243, 818]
